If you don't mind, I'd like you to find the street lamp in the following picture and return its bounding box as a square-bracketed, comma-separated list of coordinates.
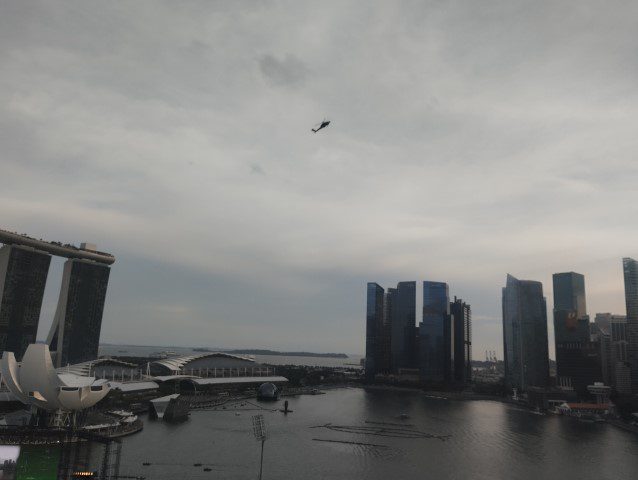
[252, 414, 267, 480]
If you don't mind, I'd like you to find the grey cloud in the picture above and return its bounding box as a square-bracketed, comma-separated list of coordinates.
[250, 163, 265, 175]
[258, 54, 309, 88]
[1, 1, 637, 356]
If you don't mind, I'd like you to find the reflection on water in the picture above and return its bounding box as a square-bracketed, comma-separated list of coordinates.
[112, 388, 638, 480]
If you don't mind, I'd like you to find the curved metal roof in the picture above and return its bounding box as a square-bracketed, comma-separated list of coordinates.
[59, 357, 138, 377]
[152, 352, 255, 373]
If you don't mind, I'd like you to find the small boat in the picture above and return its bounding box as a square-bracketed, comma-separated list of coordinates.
[399, 413, 410, 420]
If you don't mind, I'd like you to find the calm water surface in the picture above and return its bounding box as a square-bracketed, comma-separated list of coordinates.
[118, 388, 638, 480]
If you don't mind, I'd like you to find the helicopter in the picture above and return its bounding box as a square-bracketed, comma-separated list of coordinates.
[312, 119, 330, 133]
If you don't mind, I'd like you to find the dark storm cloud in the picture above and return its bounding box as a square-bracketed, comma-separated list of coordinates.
[1, 1, 637, 356]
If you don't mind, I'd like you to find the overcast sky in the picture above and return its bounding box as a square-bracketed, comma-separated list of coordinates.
[1, 1, 637, 358]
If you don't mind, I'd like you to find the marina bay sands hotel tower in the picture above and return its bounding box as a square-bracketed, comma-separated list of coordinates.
[0, 229, 115, 366]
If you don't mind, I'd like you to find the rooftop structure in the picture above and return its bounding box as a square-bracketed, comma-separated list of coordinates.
[0, 229, 115, 265]
[151, 352, 256, 375]
[188, 376, 288, 387]
[57, 357, 138, 377]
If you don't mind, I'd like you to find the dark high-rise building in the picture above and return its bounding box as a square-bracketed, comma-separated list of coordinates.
[552, 272, 602, 395]
[623, 257, 638, 392]
[502, 274, 549, 391]
[391, 281, 416, 371]
[365, 282, 385, 381]
[608, 315, 630, 393]
[553, 272, 586, 317]
[378, 288, 395, 374]
[593, 314, 612, 387]
[0, 245, 51, 359]
[419, 281, 453, 384]
[450, 296, 471, 384]
[593, 314, 631, 393]
[47, 258, 111, 367]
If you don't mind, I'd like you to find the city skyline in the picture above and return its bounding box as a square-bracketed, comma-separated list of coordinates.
[1, 2, 637, 356]
[1, 228, 633, 360]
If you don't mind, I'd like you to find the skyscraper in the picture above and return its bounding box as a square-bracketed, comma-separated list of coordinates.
[391, 281, 416, 371]
[419, 281, 453, 383]
[0, 245, 51, 360]
[553, 272, 586, 316]
[595, 313, 631, 393]
[48, 258, 111, 367]
[450, 296, 471, 384]
[379, 288, 395, 374]
[552, 272, 602, 394]
[593, 313, 612, 387]
[622, 257, 638, 392]
[365, 282, 385, 382]
[502, 274, 549, 391]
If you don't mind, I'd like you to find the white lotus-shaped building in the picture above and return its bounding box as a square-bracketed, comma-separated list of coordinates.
[1, 344, 110, 411]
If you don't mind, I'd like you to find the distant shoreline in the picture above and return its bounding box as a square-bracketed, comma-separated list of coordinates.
[99, 344, 351, 359]
[206, 348, 348, 358]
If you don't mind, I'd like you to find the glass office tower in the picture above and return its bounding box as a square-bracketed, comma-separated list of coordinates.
[419, 281, 453, 384]
[502, 274, 549, 391]
[365, 282, 385, 381]
[391, 281, 416, 371]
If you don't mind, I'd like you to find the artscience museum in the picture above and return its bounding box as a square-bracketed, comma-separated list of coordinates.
[1, 343, 110, 419]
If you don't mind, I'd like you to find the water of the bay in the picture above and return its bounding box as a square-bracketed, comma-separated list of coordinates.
[118, 387, 638, 480]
